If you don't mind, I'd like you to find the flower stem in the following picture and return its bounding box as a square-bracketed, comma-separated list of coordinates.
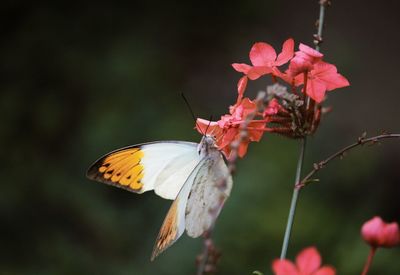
[315, 0, 327, 52]
[361, 247, 377, 275]
[280, 137, 307, 259]
[279, 0, 329, 259]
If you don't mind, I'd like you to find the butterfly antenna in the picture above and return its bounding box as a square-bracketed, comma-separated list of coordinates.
[205, 115, 213, 136]
[181, 93, 205, 135]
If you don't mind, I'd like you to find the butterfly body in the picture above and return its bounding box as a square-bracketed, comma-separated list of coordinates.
[86, 135, 232, 260]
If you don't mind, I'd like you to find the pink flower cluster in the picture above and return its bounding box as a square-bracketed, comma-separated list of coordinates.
[196, 39, 349, 159]
[233, 39, 349, 103]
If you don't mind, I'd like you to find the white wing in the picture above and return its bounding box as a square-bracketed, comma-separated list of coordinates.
[151, 151, 233, 260]
[185, 153, 232, 237]
[141, 142, 200, 199]
[151, 158, 208, 260]
[87, 141, 200, 200]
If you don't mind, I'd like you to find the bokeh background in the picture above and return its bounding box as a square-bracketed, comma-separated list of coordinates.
[1, 0, 400, 274]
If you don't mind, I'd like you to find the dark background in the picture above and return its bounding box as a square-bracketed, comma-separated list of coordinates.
[1, 0, 399, 274]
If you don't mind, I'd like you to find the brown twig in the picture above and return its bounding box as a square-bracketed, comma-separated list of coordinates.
[295, 133, 400, 189]
[196, 92, 266, 275]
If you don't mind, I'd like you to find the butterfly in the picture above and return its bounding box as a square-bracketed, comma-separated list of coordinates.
[86, 135, 233, 260]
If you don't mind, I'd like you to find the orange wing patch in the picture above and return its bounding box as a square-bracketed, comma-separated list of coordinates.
[151, 199, 179, 261]
[87, 147, 145, 192]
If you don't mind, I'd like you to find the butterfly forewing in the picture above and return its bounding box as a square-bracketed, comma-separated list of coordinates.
[86, 141, 200, 199]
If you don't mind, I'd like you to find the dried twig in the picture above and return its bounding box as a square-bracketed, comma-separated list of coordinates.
[296, 133, 400, 189]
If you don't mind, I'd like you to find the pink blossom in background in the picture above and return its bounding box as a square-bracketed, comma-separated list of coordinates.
[361, 216, 400, 248]
[272, 247, 335, 275]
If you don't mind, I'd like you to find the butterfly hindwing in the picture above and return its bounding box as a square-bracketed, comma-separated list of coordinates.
[151, 149, 232, 260]
[185, 152, 233, 238]
[86, 141, 200, 199]
[151, 158, 208, 260]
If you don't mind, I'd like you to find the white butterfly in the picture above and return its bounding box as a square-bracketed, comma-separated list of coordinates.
[86, 135, 233, 260]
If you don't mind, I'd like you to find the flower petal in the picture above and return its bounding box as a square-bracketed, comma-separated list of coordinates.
[250, 42, 277, 66]
[195, 118, 222, 138]
[381, 222, 400, 247]
[306, 78, 327, 103]
[247, 121, 266, 142]
[237, 76, 248, 103]
[247, 66, 272, 80]
[232, 63, 252, 74]
[238, 141, 250, 158]
[299, 43, 323, 58]
[275, 38, 295, 66]
[220, 128, 237, 148]
[361, 216, 385, 247]
[295, 247, 321, 274]
[325, 73, 349, 91]
[312, 61, 350, 91]
[272, 259, 298, 275]
[273, 68, 296, 85]
[314, 266, 336, 275]
[288, 54, 315, 76]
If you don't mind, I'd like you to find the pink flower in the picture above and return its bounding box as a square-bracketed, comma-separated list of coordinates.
[232, 38, 294, 80]
[272, 247, 335, 275]
[295, 61, 350, 103]
[196, 97, 266, 159]
[288, 43, 323, 76]
[361, 216, 400, 248]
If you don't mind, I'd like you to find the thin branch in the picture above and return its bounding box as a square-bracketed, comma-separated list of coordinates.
[280, 138, 307, 259]
[279, 0, 330, 259]
[296, 133, 400, 189]
[314, 0, 330, 51]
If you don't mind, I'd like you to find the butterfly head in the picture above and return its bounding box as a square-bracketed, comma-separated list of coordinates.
[198, 135, 218, 157]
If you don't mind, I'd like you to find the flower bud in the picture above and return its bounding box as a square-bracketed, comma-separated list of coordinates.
[361, 216, 400, 248]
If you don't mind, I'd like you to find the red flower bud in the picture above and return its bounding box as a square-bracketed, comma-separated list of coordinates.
[361, 216, 400, 248]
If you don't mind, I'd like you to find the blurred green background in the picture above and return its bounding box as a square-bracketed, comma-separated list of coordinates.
[1, 0, 399, 274]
